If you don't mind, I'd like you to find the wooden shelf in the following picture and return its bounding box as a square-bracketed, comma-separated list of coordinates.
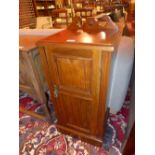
[33, 0, 56, 16]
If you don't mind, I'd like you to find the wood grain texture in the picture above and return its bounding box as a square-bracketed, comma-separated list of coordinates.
[96, 52, 112, 138]
[19, 107, 46, 120]
[20, 51, 46, 104]
[19, 36, 51, 120]
[37, 28, 121, 49]
[44, 45, 101, 136]
[57, 124, 103, 146]
[37, 28, 121, 145]
[19, 0, 36, 28]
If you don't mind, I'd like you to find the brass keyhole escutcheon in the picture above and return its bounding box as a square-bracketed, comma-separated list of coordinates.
[54, 85, 59, 98]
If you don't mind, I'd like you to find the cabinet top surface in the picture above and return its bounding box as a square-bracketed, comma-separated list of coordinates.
[19, 35, 46, 52]
[37, 28, 122, 51]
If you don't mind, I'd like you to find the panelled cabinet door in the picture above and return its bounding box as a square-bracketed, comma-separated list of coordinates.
[44, 45, 102, 137]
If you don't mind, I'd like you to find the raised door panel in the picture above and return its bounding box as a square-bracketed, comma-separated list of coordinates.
[45, 45, 102, 135]
[56, 56, 91, 90]
[54, 55, 92, 97]
[54, 94, 92, 134]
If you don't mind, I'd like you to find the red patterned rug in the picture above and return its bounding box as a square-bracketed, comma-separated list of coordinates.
[19, 115, 110, 155]
[19, 90, 130, 155]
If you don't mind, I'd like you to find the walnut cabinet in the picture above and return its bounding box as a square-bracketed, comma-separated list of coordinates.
[37, 29, 121, 146]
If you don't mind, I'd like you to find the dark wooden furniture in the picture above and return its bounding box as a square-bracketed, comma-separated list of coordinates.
[125, 0, 135, 38]
[52, 8, 69, 28]
[33, 0, 56, 16]
[123, 123, 135, 155]
[37, 22, 122, 146]
[19, 35, 50, 120]
[74, 7, 94, 21]
[19, 0, 36, 28]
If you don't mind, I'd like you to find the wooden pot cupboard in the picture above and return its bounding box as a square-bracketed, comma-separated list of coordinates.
[37, 26, 122, 146]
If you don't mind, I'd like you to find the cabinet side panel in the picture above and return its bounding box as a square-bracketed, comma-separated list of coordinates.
[96, 52, 112, 138]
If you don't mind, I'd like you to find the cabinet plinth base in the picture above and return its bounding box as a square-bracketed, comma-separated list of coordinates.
[56, 124, 103, 147]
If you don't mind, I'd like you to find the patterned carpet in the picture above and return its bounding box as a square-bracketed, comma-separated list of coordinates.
[19, 90, 130, 155]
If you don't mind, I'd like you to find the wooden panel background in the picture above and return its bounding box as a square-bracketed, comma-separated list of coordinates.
[19, 0, 36, 28]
